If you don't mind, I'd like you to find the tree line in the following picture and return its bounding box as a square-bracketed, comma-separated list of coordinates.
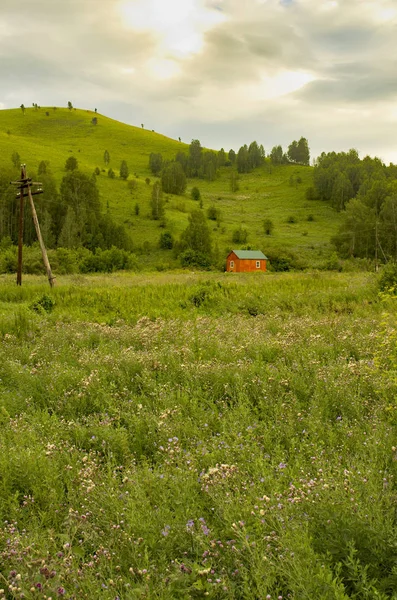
[0, 158, 131, 252]
[308, 150, 397, 260]
[149, 136, 310, 192]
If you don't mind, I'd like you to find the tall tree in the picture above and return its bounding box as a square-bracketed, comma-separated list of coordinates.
[120, 160, 129, 180]
[181, 209, 212, 258]
[150, 182, 165, 220]
[149, 152, 163, 175]
[161, 161, 186, 194]
[297, 137, 310, 165]
[237, 145, 250, 173]
[103, 150, 110, 166]
[270, 145, 284, 165]
[65, 156, 78, 171]
[188, 139, 202, 177]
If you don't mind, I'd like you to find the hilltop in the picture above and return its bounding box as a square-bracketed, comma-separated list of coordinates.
[0, 106, 343, 268]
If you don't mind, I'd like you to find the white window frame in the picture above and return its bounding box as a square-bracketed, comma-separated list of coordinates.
[256, 261, 261, 269]
[230, 260, 234, 269]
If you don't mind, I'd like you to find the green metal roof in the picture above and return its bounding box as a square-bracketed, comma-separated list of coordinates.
[231, 250, 268, 260]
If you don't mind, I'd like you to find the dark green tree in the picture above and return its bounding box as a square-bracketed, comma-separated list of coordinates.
[228, 149, 236, 165]
[160, 231, 174, 249]
[181, 209, 212, 259]
[248, 141, 263, 169]
[20, 104, 25, 114]
[297, 137, 310, 165]
[161, 161, 186, 195]
[108, 168, 115, 179]
[270, 145, 284, 165]
[65, 156, 78, 171]
[217, 148, 226, 167]
[237, 145, 250, 173]
[263, 219, 274, 235]
[68, 101, 73, 111]
[149, 152, 163, 175]
[120, 160, 129, 180]
[104, 150, 110, 166]
[188, 139, 202, 177]
[191, 187, 201, 201]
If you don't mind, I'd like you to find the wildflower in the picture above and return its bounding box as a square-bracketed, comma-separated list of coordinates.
[278, 463, 286, 469]
[57, 588, 66, 596]
[161, 525, 170, 537]
[186, 519, 194, 530]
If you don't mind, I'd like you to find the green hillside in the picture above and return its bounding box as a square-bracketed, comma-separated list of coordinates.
[0, 106, 343, 268]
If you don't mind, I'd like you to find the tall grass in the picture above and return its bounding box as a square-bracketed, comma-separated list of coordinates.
[0, 271, 395, 599]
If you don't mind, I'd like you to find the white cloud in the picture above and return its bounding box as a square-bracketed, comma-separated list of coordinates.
[0, 0, 396, 161]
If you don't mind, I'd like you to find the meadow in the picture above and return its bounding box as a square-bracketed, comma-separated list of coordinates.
[0, 270, 396, 599]
[0, 107, 343, 268]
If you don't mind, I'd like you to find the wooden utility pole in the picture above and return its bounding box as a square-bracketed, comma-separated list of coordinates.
[17, 165, 24, 286]
[11, 164, 56, 287]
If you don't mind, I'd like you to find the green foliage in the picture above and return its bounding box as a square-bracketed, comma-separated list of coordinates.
[67, 101, 73, 110]
[103, 149, 110, 165]
[180, 209, 212, 262]
[232, 226, 248, 244]
[119, 160, 129, 180]
[149, 152, 163, 175]
[188, 139, 202, 177]
[206, 205, 221, 222]
[191, 186, 200, 201]
[134, 202, 140, 216]
[64, 155, 78, 171]
[263, 218, 274, 235]
[107, 167, 115, 178]
[0, 271, 394, 599]
[150, 181, 165, 220]
[29, 294, 55, 313]
[288, 137, 310, 165]
[159, 231, 174, 249]
[379, 262, 397, 292]
[161, 161, 186, 195]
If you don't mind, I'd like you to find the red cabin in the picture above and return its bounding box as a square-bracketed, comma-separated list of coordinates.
[226, 250, 268, 273]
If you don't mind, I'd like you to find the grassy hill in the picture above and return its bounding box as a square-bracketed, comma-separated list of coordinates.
[0, 106, 343, 268]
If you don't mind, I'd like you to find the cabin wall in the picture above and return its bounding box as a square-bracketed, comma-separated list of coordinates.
[226, 254, 267, 272]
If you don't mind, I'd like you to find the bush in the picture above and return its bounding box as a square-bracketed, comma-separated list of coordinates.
[30, 294, 55, 314]
[207, 205, 221, 221]
[191, 187, 201, 201]
[263, 219, 274, 235]
[379, 262, 397, 292]
[159, 232, 174, 249]
[179, 249, 211, 269]
[232, 227, 248, 244]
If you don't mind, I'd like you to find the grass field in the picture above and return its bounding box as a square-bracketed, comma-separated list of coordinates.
[0, 107, 343, 267]
[1, 271, 396, 598]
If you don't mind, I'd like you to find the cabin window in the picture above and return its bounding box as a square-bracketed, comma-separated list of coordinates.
[256, 261, 260, 268]
[230, 260, 234, 269]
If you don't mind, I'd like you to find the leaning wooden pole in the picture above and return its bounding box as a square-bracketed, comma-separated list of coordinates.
[24, 167, 56, 288]
[16, 165, 25, 286]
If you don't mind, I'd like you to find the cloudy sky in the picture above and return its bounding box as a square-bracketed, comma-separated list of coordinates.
[1, 0, 396, 162]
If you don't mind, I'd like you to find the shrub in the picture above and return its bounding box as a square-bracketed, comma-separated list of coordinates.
[379, 262, 397, 292]
[30, 294, 55, 314]
[232, 227, 248, 244]
[160, 232, 174, 249]
[263, 219, 274, 235]
[191, 187, 201, 201]
[207, 205, 220, 221]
